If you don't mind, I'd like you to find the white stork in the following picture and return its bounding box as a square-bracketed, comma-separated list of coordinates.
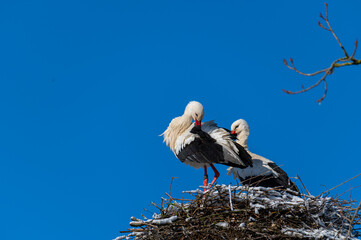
[227, 119, 299, 192]
[161, 101, 253, 189]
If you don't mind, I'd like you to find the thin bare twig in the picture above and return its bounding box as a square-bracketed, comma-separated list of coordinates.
[346, 200, 361, 239]
[351, 40, 359, 59]
[120, 229, 148, 233]
[151, 201, 163, 212]
[335, 185, 361, 200]
[316, 172, 361, 199]
[169, 177, 178, 197]
[283, 3, 361, 103]
[296, 174, 311, 196]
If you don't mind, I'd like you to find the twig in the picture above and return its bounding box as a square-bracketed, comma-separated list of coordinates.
[335, 185, 361, 200]
[316, 172, 361, 199]
[283, 3, 361, 103]
[170, 198, 194, 201]
[151, 201, 163, 212]
[119, 229, 148, 233]
[346, 200, 361, 239]
[165, 192, 180, 205]
[296, 174, 311, 196]
[169, 177, 178, 197]
[228, 184, 233, 211]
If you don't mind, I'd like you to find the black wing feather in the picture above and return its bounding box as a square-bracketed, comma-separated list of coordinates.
[239, 162, 299, 193]
[176, 136, 223, 164]
[233, 142, 253, 168]
[177, 125, 252, 168]
[267, 162, 299, 192]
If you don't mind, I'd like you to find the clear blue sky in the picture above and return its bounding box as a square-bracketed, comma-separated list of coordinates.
[1, 1, 361, 239]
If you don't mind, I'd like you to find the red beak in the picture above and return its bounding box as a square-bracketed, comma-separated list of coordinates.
[230, 130, 235, 134]
[195, 120, 201, 126]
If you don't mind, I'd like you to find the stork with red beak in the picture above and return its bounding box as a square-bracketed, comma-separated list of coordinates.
[228, 119, 299, 192]
[162, 101, 253, 189]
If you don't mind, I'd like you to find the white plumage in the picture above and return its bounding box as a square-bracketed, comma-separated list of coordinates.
[227, 119, 298, 192]
[161, 102, 252, 187]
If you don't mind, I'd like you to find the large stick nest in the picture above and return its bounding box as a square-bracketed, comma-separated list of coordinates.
[116, 185, 360, 240]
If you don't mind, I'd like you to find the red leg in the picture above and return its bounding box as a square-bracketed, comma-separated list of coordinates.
[209, 164, 220, 186]
[203, 165, 208, 191]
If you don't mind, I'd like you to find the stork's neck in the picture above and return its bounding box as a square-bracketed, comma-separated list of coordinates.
[179, 114, 193, 133]
[167, 114, 193, 151]
[236, 133, 249, 150]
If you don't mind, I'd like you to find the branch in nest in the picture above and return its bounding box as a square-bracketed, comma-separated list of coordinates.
[282, 3, 361, 103]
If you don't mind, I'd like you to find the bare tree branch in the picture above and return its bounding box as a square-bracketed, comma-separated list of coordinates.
[283, 3, 361, 103]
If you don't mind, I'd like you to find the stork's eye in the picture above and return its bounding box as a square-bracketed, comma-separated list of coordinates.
[195, 113, 198, 117]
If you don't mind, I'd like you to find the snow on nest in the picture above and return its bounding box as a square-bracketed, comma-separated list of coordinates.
[116, 184, 359, 240]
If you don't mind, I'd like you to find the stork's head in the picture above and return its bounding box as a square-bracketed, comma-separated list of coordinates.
[230, 119, 250, 137]
[184, 101, 204, 126]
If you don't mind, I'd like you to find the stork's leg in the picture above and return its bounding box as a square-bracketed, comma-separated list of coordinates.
[203, 165, 208, 191]
[209, 164, 220, 186]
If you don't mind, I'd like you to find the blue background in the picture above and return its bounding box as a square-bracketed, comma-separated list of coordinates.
[1, 1, 360, 239]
